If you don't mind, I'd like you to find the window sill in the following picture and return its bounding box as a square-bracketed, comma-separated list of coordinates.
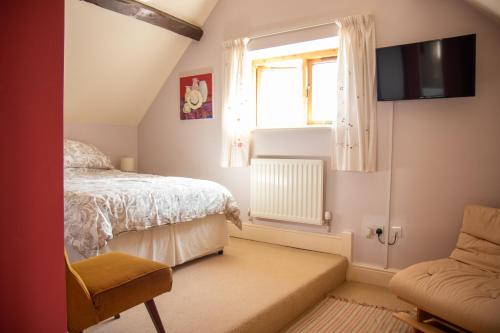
[252, 125, 332, 132]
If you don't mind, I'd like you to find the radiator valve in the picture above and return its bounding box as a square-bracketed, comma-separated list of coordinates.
[324, 211, 333, 232]
[324, 211, 332, 222]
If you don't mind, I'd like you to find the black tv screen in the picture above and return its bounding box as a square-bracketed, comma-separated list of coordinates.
[376, 34, 476, 101]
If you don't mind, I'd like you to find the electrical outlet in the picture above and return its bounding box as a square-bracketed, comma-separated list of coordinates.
[371, 225, 384, 234]
[391, 226, 403, 239]
[365, 224, 384, 239]
[362, 215, 386, 239]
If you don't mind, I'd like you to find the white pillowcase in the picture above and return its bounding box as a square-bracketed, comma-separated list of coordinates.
[64, 139, 113, 169]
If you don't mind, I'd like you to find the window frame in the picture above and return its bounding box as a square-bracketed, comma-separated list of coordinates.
[252, 49, 338, 128]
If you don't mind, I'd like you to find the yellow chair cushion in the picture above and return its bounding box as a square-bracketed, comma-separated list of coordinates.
[72, 252, 172, 320]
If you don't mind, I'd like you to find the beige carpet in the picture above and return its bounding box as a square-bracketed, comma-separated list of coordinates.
[87, 237, 347, 333]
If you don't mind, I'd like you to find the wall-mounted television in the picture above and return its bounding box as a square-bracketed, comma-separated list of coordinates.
[376, 34, 476, 101]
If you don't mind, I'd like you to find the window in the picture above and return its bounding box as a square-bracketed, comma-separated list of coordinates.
[253, 49, 338, 129]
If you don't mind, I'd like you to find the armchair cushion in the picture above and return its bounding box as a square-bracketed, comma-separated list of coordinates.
[389, 258, 500, 333]
[450, 205, 500, 273]
[461, 204, 500, 245]
[450, 232, 500, 273]
[72, 252, 173, 320]
[390, 205, 500, 333]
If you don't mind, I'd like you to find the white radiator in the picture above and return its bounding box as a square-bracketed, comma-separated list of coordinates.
[250, 158, 324, 225]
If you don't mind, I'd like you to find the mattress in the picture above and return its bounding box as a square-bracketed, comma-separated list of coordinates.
[66, 214, 229, 266]
[64, 167, 241, 259]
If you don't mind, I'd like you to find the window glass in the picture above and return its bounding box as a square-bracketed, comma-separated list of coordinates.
[257, 64, 304, 128]
[253, 48, 337, 129]
[310, 61, 337, 124]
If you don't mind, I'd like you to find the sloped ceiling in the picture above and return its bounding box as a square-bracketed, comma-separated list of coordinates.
[64, 0, 218, 126]
[465, 0, 500, 23]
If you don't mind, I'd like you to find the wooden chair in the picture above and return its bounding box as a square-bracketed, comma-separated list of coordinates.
[65, 251, 173, 333]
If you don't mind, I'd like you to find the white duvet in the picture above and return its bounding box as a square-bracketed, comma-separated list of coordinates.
[64, 168, 241, 257]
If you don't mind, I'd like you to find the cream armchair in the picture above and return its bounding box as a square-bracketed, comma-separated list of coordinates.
[390, 205, 500, 333]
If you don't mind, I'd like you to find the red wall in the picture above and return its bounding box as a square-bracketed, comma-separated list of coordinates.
[0, 1, 66, 331]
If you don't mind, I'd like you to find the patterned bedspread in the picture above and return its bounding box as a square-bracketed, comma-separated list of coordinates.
[64, 168, 241, 257]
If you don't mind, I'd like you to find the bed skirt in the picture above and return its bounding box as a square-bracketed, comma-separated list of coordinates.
[66, 214, 229, 267]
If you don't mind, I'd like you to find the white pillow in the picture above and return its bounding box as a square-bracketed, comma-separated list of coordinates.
[64, 139, 113, 169]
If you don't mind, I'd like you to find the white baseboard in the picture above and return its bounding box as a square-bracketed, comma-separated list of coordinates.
[227, 222, 352, 262]
[348, 263, 399, 288]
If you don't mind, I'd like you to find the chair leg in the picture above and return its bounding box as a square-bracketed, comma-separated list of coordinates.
[145, 299, 165, 333]
[416, 308, 432, 333]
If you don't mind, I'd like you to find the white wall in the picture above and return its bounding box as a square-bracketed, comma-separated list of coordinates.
[64, 0, 218, 126]
[64, 122, 138, 169]
[138, 0, 500, 269]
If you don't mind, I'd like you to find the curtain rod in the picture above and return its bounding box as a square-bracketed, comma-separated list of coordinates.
[248, 19, 338, 40]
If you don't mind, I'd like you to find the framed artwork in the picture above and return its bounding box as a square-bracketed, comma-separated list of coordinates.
[179, 72, 213, 120]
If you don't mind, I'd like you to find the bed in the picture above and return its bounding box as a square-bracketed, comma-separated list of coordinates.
[63, 139, 242, 266]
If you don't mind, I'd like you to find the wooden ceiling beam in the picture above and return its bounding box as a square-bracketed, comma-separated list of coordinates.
[82, 0, 204, 41]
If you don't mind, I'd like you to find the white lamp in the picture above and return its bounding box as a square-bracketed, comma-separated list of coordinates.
[120, 157, 136, 172]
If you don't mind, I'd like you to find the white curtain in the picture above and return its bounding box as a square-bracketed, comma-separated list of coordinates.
[332, 15, 377, 172]
[220, 38, 252, 167]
